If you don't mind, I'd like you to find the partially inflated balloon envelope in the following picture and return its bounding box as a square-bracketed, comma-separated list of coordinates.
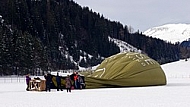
[85, 52, 167, 89]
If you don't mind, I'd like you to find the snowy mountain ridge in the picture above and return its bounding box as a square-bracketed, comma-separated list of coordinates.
[143, 23, 190, 43]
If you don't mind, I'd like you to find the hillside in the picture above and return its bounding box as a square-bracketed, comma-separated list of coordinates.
[0, 0, 181, 75]
[143, 24, 190, 43]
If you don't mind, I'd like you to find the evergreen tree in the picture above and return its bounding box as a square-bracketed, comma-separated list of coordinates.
[0, 0, 182, 74]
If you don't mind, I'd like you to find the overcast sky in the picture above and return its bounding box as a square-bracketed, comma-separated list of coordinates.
[73, 0, 190, 32]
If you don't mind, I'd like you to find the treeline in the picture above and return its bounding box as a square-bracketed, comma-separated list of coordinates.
[124, 33, 180, 64]
[0, 0, 181, 75]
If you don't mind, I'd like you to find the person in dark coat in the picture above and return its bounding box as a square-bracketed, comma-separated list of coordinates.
[65, 75, 72, 92]
[44, 73, 52, 92]
[56, 72, 63, 91]
[78, 75, 84, 89]
[26, 74, 31, 91]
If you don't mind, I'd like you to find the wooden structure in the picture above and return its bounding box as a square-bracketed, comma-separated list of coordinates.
[29, 79, 46, 91]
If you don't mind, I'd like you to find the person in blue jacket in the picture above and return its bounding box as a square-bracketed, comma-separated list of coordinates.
[44, 73, 52, 92]
[56, 72, 63, 91]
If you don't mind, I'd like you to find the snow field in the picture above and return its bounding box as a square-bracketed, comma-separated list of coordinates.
[0, 60, 190, 107]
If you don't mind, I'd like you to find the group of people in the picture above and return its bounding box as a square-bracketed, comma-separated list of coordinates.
[71, 72, 84, 89]
[43, 71, 84, 92]
[53, 72, 73, 92]
[44, 72, 84, 92]
[26, 71, 84, 92]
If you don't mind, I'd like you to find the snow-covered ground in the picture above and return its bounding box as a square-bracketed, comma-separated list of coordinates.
[0, 59, 190, 107]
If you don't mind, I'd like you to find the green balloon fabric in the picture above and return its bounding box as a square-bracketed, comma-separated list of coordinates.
[85, 52, 167, 89]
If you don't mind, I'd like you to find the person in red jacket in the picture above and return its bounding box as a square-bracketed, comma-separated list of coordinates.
[73, 72, 78, 89]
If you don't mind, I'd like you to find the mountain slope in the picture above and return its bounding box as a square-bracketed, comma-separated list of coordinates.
[0, 0, 181, 75]
[143, 24, 190, 43]
[108, 36, 141, 53]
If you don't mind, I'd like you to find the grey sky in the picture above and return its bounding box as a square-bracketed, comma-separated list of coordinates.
[74, 0, 190, 32]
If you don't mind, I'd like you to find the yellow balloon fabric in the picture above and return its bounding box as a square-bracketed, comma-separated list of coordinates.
[85, 52, 167, 88]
